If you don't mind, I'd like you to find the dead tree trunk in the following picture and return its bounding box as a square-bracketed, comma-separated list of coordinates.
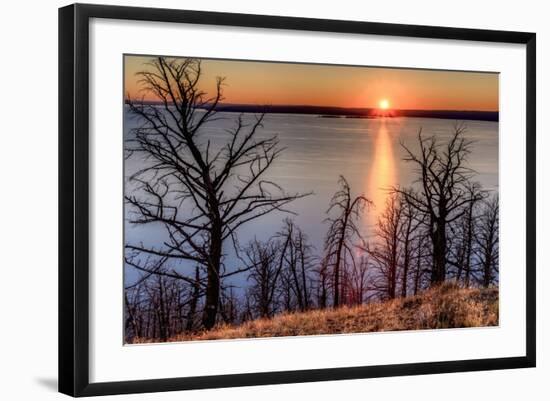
[202, 216, 222, 329]
[324, 176, 370, 307]
[332, 197, 350, 307]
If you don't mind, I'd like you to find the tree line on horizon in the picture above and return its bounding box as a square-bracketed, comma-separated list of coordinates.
[123, 57, 499, 342]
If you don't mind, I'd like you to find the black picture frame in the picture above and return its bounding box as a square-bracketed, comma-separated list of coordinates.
[59, 3, 536, 397]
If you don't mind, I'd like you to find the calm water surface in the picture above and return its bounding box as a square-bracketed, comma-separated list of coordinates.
[124, 111, 498, 287]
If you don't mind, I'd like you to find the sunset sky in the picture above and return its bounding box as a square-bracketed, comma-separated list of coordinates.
[124, 55, 499, 111]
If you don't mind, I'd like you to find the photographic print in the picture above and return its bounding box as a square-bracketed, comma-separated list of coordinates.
[123, 55, 499, 344]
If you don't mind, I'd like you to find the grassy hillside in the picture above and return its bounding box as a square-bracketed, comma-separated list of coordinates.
[132, 283, 498, 343]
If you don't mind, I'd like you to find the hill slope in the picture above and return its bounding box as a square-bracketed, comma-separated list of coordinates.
[135, 284, 498, 343]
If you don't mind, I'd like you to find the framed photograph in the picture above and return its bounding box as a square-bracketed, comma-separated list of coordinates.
[59, 3, 536, 397]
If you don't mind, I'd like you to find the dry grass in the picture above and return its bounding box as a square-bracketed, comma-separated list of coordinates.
[131, 282, 498, 344]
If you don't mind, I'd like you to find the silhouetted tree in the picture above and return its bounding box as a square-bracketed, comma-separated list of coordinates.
[369, 194, 403, 299]
[219, 286, 240, 324]
[277, 219, 315, 311]
[366, 193, 422, 300]
[345, 255, 370, 305]
[314, 257, 330, 309]
[244, 238, 282, 318]
[125, 57, 307, 329]
[393, 124, 477, 285]
[124, 263, 200, 342]
[399, 194, 420, 297]
[449, 182, 485, 287]
[323, 176, 371, 307]
[476, 195, 499, 287]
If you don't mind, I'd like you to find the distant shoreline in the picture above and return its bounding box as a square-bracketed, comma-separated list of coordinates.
[126, 101, 499, 122]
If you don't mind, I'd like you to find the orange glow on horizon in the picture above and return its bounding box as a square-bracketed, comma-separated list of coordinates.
[124, 56, 499, 112]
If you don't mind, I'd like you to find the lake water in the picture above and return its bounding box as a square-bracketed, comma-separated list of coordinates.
[124, 110, 498, 288]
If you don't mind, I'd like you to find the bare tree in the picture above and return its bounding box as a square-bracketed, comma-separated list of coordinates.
[125, 57, 308, 329]
[294, 227, 314, 310]
[124, 287, 142, 340]
[475, 194, 499, 287]
[219, 286, 240, 325]
[244, 238, 282, 318]
[399, 194, 421, 297]
[393, 124, 477, 285]
[449, 182, 485, 287]
[314, 257, 330, 309]
[276, 219, 315, 312]
[368, 193, 403, 300]
[323, 176, 371, 307]
[124, 265, 199, 342]
[345, 255, 370, 305]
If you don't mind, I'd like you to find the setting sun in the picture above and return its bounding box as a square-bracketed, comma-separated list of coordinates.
[379, 99, 390, 109]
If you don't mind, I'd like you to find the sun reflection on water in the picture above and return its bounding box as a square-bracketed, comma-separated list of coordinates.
[366, 119, 398, 235]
